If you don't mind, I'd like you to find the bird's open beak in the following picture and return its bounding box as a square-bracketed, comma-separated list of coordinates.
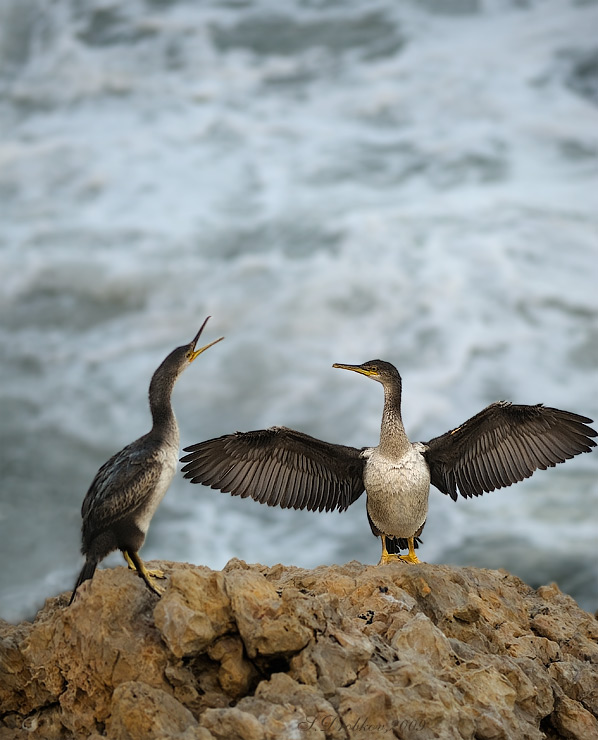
[332, 363, 377, 378]
[189, 316, 224, 362]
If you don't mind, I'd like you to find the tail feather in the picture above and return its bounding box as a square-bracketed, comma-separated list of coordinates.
[69, 558, 98, 605]
[385, 536, 422, 555]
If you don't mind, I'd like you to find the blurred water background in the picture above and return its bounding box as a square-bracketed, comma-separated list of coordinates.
[1, 0, 597, 621]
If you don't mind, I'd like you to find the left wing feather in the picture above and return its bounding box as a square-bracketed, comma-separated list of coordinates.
[424, 402, 596, 501]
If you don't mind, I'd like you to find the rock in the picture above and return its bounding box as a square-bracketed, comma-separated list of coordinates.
[1, 559, 597, 740]
[105, 682, 198, 740]
[223, 564, 312, 659]
[552, 692, 598, 740]
[199, 707, 264, 740]
[153, 566, 234, 658]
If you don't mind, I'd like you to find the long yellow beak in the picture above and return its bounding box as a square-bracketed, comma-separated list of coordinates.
[189, 316, 224, 362]
[332, 363, 377, 378]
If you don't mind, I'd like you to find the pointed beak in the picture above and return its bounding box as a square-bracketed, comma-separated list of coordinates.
[189, 316, 224, 362]
[332, 362, 376, 377]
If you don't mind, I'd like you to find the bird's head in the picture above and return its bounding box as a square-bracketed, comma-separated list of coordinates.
[332, 359, 401, 387]
[163, 316, 224, 377]
[186, 316, 224, 363]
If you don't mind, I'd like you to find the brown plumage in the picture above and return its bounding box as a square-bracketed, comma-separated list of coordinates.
[181, 360, 596, 564]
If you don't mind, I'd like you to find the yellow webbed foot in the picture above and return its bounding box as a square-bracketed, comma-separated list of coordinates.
[123, 551, 165, 580]
[397, 537, 423, 565]
[145, 568, 166, 580]
[398, 552, 421, 565]
[377, 534, 405, 565]
[378, 551, 400, 565]
[134, 561, 164, 596]
[123, 550, 164, 597]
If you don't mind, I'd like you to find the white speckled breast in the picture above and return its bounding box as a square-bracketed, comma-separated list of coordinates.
[135, 443, 179, 535]
[363, 442, 430, 539]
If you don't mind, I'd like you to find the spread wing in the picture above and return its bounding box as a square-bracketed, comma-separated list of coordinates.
[81, 438, 166, 541]
[424, 402, 596, 501]
[180, 426, 366, 512]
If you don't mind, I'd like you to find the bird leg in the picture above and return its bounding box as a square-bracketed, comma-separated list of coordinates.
[122, 550, 165, 580]
[378, 534, 400, 565]
[398, 537, 421, 565]
[123, 550, 164, 596]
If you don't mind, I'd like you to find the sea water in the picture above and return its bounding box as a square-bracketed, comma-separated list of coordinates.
[1, 0, 597, 621]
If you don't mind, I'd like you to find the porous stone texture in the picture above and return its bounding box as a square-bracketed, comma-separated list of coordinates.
[1, 559, 597, 739]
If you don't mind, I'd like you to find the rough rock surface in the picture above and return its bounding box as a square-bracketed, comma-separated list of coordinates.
[1, 559, 597, 740]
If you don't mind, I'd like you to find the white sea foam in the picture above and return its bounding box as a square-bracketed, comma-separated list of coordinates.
[1, 0, 597, 620]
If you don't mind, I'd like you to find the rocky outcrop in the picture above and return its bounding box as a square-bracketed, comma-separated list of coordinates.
[1, 559, 597, 740]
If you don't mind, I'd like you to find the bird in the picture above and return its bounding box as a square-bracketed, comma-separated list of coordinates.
[69, 317, 224, 604]
[180, 359, 596, 566]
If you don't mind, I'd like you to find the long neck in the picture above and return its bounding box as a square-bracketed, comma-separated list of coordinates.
[378, 377, 410, 458]
[148, 364, 180, 445]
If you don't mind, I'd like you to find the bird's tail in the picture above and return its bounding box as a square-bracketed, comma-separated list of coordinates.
[69, 558, 98, 605]
[386, 536, 422, 554]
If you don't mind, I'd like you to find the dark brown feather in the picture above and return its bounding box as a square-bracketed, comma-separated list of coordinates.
[181, 426, 366, 512]
[424, 402, 596, 501]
